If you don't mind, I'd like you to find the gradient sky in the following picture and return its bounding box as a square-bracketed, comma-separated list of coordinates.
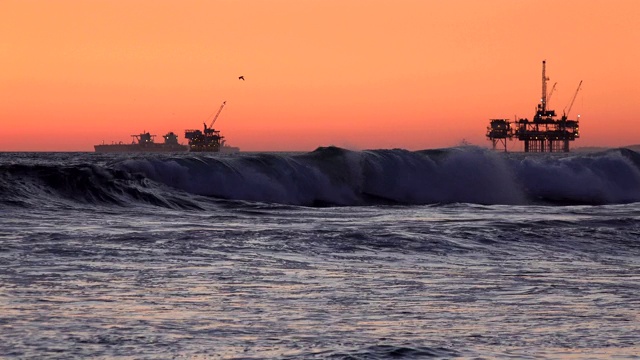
[2, 0, 639, 151]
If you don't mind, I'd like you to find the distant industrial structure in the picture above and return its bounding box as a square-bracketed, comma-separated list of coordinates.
[184, 101, 240, 153]
[486, 119, 513, 152]
[94, 131, 188, 153]
[94, 100, 240, 153]
[487, 61, 582, 152]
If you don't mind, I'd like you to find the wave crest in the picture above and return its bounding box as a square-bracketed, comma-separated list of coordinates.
[2, 147, 639, 207]
[116, 146, 640, 206]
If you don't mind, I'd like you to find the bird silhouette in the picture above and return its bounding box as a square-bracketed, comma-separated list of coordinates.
[239, 76, 245, 81]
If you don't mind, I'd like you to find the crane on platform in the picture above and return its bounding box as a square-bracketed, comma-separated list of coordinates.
[205, 101, 227, 130]
[563, 81, 582, 119]
[185, 100, 229, 152]
[547, 82, 557, 107]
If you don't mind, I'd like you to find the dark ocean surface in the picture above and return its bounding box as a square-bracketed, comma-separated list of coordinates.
[1, 147, 639, 359]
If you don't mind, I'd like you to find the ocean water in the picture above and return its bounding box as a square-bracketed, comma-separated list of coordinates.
[1, 147, 639, 359]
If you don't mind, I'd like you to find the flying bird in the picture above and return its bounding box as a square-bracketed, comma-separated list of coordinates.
[238, 76, 245, 81]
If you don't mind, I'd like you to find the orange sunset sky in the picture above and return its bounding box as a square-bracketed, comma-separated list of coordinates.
[2, 0, 639, 151]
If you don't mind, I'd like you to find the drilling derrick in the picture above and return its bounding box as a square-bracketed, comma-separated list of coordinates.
[540, 60, 549, 115]
[487, 61, 582, 152]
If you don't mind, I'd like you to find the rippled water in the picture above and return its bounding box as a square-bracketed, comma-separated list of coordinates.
[2, 201, 640, 359]
[1, 151, 639, 358]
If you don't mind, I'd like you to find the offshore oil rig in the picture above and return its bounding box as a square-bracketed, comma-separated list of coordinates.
[94, 100, 240, 153]
[184, 100, 239, 152]
[184, 101, 226, 152]
[487, 61, 582, 152]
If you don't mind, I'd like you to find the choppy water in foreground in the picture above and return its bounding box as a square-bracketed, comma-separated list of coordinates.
[1, 148, 639, 359]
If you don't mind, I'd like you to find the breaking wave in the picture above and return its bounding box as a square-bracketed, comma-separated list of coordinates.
[2, 147, 640, 207]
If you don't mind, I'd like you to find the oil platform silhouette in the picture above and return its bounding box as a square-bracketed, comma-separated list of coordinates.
[184, 100, 239, 153]
[487, 61, 582, 152]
